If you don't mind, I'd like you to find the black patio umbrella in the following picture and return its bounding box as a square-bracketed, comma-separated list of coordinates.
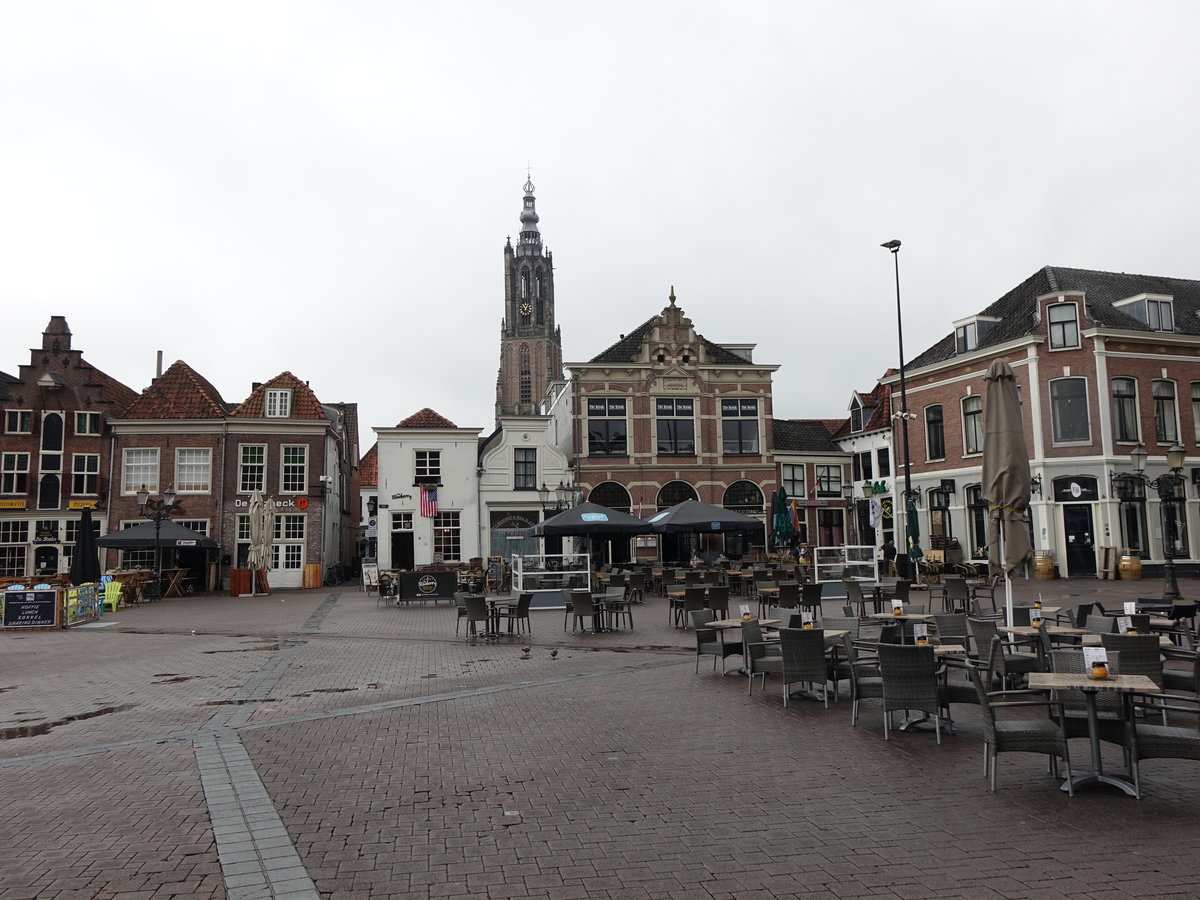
[529, 501, 652, 537]
[97, 520, 219, 549]
[68, 506, 102, 585]
[647, 499, 763, 534]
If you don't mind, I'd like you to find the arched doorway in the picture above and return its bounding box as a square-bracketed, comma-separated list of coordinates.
[656, 481, 699, 563]
[722, 481, 765, 559]
[587, 482, 635, 565]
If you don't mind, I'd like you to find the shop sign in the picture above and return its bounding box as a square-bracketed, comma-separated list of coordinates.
[68, 500, 98, 509]
[3, 589, 58, 628]
[0, 500, 26, 509]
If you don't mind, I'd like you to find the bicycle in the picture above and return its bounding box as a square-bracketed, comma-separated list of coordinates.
[324, 562, 345, 586]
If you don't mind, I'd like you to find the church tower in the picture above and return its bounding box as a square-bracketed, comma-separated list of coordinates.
[495, 177, 563, 423]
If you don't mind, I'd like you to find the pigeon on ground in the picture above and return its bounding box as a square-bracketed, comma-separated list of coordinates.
[550, 649, 559, 659]
[521, 647, 531, 656]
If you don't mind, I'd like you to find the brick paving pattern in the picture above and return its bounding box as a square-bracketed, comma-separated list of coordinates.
[1, 576, 1198, 898]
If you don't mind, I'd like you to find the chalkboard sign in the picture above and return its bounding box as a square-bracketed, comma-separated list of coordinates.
[486, 556, 504, 581]
[3, 589, 59, 629]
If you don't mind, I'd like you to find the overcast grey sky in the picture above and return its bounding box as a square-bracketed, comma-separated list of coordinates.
[4, 3, 1199, 452]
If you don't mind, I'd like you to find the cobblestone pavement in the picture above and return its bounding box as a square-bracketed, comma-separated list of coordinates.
[2, 576, 1199, 898]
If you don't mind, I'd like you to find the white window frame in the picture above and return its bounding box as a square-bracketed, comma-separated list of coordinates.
[74, 411, 102, 435]
[122, 448, 160, 494]
[1192, 382, 1200, 444]
[1112, 377, 1141, 444]
[5, 410, 32, 434]
[514, 447, 537, 490]
[1114, 293, 1175, 333]
[782, 463, 805, 498]
[174, 448, 212, 493]
[239, 444, 266, 494]
[1047, 301, 1080, 350]
[1153, 379, 1179, 444]
[433, 511, 461, 562]
[265, 389, 293, 418]
[71, 453, 100, 496]
[415, 450, 441, 482]
[962, 395, 983, 456]
[655, 397, 696, 456]
[2, 452, 30, 495]
[1049, 377, 1091, 445]
[391, 511, 413, 531]
[281, 445, 307, 494]
[587, 397, 629, 457]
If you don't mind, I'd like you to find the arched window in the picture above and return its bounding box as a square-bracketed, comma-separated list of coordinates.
[535, 269, 543, 298]
[723, 480, 764, 514]
[589, 481, 632, 513]
[520, 268, 530, 300]
[656, 481, 698, 511]
[38, 473, 60, 510]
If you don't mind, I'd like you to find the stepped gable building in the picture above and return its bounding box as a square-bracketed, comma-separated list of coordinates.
[894, 265, 1200, 577]
[495, 177, 563, 423]
[0, 316, 138, 578]
[108, 367, 357, 590]
[567, 288, 779, 561]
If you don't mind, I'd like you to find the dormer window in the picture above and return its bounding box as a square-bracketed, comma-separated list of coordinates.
[849, 399, 876, 432]
[265, 389, 292, 418]
[1114, 293, 1174, 332]
[953, 316, 999, 354]
[1047, 301, 1080, 349]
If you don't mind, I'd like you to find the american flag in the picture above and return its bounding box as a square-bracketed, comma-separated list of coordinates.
[419, 486, 438, 518]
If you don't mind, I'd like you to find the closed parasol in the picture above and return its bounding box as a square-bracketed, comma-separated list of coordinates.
[981, 358, 1032, 624]
[68, 506, 102, 585]
[246, 490, 276, 595]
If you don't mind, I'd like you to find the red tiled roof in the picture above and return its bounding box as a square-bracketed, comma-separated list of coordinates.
[121, 360, 228, 419]
[231, 372, 327, 419]
[360, 443, 378, 486]
[397, 408, 457, 428]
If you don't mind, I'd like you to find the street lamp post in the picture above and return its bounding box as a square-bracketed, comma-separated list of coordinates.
[1112, 443, 1187, 603]
[136, 484, 179, 600]
[882, 239, 916, 576]
[842, 481, 857, 545]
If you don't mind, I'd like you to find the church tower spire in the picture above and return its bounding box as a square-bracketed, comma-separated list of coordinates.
[496, 176, 563, 423]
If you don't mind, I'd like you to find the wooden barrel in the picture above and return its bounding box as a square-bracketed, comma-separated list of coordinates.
[1033, 552, 1056, 580]
[1118, 551, 1143, 580]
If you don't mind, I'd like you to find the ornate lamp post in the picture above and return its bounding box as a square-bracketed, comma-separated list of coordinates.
[137, 484, 179, 600]
[1112, 442, 1187, 602]
[538, 480, 574, 515]
[842, 481, 857, 545]
[882, 239, 917, 576]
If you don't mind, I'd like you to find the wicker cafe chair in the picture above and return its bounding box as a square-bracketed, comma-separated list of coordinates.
[694, 608, 741, 674]
[463, 594, 491, 640]
[496, 592, 533, 636]
[800, 581, 824, 618]
[681, 586, 708, 628]
[1049, 649, 1128, 749]
[561, 588, 575, 631]
[843, 634, 884, 725]
[968, 664, 1073, 795]
[1162, 646, 1199, 696]
[779, 627, 833, 708]
[706, 585, 731, 619]
[843, 579, 870, 618]
[572, 594, 599, 633]
[454, 592, 469, 635]
[1127, 693, 1200, 799]
[877, 643, 944, 743]
[743, 619, 783, 696]
[968, 617, 1040, 688]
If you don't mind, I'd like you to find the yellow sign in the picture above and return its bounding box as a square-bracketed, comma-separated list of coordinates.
[0, 500, 27, 509]
[68, 500, 99, 509]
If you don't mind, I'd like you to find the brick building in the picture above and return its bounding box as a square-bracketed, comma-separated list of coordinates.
[567, 289, 779, 562]
[108, 365, 358, 589]
[894, 266, 1200, 578]
[0, 317, 138, 577]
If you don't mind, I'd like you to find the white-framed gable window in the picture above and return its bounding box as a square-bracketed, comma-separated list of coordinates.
[849, 398, 875, 432]
[1114, 293, 1174, 332]
[1047, 302, 1080, 349]
[175, 448, 212, 493]
[953, 316, 1000, 354]
[265, 389, 293, 417]
[74, 411, 101, 435]
[122, 448, 159, 494]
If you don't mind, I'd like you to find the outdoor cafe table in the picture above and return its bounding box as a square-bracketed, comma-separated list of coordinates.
[1027, 671, 1161, 795]
[160, 568, 190, 598]
[1079, 633, 1175, 648]
[997, 624, 1089, 639]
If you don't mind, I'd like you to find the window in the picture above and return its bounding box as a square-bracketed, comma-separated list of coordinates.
[175, 448, 211, 493]
[723, 481, 764, 514]
[433, 511, 461, 561]
[962, 395, 983, 455]
[239, 445, 265, 493]
[877, 447, 891, 478]
[1193, 383, 1200, 444]
[74, 412, 101, 435]
[925, 406, 945, 460]
[274, 514, 305, 541]
[655, 481, 698, 510]
[514, 448, 537, 490]
[966, 485, 987, 557]
[850, 400, 875, 432]
[782, 464, 805, 498]
[1112, 377, 1140, 443]
[415, 450, 441, 482]
[1050, 378, 1090, 443]
[519, 345, 531, 404]
[1154, 380, 1179, 443]
[815, 465, 842, 498]
[281, 446, 307, 493]
[721, 398, 760, 454]
[588, 481, 632, 513]
[122, 448, 159, 493]
[71, 453, 99, 495]
[656, 398, 695, 455]
[65, 517, 100, 545]
[1115, 293, 1174, 332]
[0, 547, 25, 577]
[587, 398, 627, 456]
[175, 519, 210, 536]
[391, 511, 413, 530]
[852, 451, 873, 482]
[954, 317, 998, 354]
[1047, 303, 1080, 349]
[265, 389, 292, 417]
[2, 453, 29, 494]
[4, 410, 32, 434]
